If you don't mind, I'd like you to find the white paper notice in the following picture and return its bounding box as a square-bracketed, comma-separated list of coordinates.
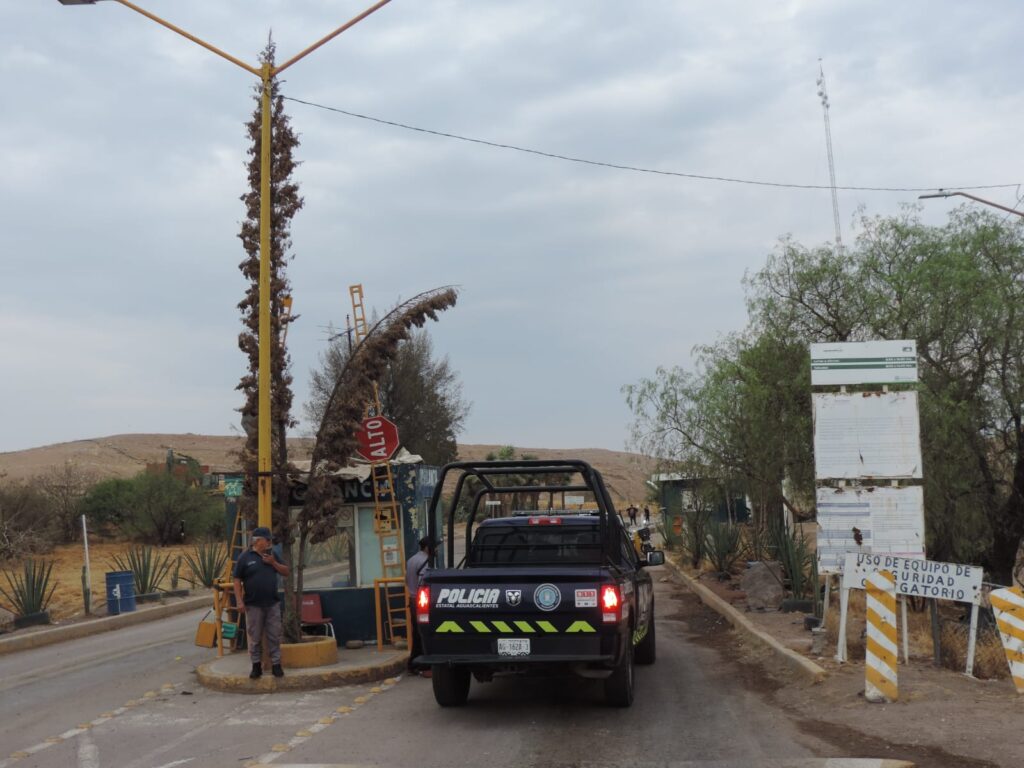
[816, 485, 926, 573]
[813, 392, 923, 479]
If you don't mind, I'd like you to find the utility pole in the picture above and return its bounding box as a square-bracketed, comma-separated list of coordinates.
[816, 60, 843, 255]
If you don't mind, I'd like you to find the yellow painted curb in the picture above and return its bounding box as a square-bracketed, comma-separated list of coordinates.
[666, 555, 827, 684]
[280, 636, 339, 668]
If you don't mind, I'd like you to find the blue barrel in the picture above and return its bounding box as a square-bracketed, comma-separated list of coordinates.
[105, 571, 137, 615]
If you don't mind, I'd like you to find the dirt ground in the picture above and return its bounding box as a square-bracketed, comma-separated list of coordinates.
[668, 567, 1023, 768]
[1, 541, 201, 623]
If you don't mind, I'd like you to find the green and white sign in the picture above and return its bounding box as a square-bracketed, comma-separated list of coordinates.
[224, 478, 244, 498]
[810, 340, 917, 386]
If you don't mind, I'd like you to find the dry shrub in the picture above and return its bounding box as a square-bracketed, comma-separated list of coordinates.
[939, 622, 1008, 679]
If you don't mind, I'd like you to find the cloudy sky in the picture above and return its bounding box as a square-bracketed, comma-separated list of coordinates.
[2, 1, 1021, 454]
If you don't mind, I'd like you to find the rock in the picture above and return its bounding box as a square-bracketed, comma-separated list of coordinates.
[345, 639, 364, 650]
[740, 561, 785, 611]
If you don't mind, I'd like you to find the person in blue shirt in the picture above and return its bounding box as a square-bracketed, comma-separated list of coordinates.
[233, 527, 290, 679]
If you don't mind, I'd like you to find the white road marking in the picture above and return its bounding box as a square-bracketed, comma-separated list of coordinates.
[77, 733, 99, 768]
[152, 759, 194, 768]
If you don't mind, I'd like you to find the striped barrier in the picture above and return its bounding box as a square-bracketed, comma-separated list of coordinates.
[990, 586, 1024, 694]
[865, 569, 898, 703]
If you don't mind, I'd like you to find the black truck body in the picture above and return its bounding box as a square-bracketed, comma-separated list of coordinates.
[414, 460, 664, 707]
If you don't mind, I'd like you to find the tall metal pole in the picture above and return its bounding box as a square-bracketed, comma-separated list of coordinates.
[816, 60, 843, 255]
[257, 63, 274, 529]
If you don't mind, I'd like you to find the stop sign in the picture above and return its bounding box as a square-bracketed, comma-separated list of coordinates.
[356, 415, 400, 462]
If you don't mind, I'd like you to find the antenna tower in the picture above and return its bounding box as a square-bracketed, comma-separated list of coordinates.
[816, 59, 843, 254]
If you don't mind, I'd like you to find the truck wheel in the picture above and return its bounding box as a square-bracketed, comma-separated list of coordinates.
[635, 613, 656, 665]
[432, 664, 471, 707]
[604, 641, 635, 707]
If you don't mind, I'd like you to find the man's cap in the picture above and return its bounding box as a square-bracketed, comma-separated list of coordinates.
[252, 526, 272, 540]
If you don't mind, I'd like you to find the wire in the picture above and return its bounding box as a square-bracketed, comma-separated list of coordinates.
[283, 95, 1019, 195]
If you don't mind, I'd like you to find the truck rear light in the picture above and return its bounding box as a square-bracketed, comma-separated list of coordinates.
[527, 516, 562, 525]
[601, 584, 621, 623]
[416, 586, 430, 624]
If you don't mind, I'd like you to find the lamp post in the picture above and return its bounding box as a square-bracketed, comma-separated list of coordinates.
[918, 190, 1024, 219]
[58, 0, 393, 529]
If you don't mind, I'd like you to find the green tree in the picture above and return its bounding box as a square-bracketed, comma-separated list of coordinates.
[306, 328, 469, 466]
[79, 477, 135, 529]
[79, 473, 221, 545]
[634, 206, 1024, 582]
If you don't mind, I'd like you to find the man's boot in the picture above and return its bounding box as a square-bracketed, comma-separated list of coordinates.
[271, 663, 284, 678]
[250, 662, 262, 679]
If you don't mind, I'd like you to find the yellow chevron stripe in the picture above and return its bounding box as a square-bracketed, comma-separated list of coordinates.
[1012, 674, 1024, 694]
[866, 586, 897, 612]
[513, 621, 535, 633]
[470, 621, 491, 633]
[436, 621, 463, 633]
[866, 608, 899, 645]
[865, 665, 898, 701]
[866, 642, 898, 668]
[536, 620, 557, 633]
[991, 595, 1024, 614]
[994, 619, 1024, 644]
[1005, 648, 1024, 665]
[565, 620, 596, 633]
[492, 620, 513, 633]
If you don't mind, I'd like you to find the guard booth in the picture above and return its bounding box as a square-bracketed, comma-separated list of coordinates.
[284, 461, 441, 645]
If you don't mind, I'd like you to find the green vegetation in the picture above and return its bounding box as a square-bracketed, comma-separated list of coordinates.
[109, 545, 175, 594]
[80, 472, 221, 546]
[183, 540, 229, 588]
[0, 558, 57, 616]
[627, 208, 1024, 584]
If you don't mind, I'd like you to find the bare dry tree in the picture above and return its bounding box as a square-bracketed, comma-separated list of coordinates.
[281, 286, 458, 640]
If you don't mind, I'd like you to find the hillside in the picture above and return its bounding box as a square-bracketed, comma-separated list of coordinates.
[0, 434, 655, 505]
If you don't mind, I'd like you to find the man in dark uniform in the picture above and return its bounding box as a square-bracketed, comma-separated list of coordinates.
[233, 526, 290, 679]
[406, 536, 434, 677]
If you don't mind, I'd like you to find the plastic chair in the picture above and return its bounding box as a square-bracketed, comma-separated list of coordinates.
[300, 594, 335, 638]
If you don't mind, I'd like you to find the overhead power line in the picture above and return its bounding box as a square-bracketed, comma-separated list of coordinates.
[283, 95, 1018, 195]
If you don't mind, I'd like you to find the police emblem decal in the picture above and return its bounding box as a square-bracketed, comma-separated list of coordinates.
[533, 583, 561, 611]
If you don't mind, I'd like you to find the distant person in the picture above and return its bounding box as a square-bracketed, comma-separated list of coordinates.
[406, 536, 435, 678]
[643, 506, 651, 525]
[233, 527, 290, 680]
[628, 505, 637, 526]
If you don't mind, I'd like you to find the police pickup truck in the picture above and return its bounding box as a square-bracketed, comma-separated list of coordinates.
[414, 460, 664, 707]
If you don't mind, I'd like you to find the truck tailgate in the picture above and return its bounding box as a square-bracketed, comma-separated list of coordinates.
[419, 567, 620, 664]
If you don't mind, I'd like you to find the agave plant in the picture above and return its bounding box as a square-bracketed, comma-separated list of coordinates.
[0, 558, 58, 616]
[705, 520, 744, 575]
[109, 545, 175, 595]
[183, 539, 228, 588]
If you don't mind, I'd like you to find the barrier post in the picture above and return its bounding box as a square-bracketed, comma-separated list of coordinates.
[865, 569, 898, 703]
[835, 574, 849, 663]
[990, 587, 1024, 694]
[965, 602, 979, 677]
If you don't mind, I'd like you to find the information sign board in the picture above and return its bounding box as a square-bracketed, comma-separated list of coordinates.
[813, 392, 923, 479]
[816, 485, 925, 573]
[811, 340, 917, 386]
[843, 552, 983, 605]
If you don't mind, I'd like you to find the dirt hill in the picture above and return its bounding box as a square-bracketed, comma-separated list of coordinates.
[0, 435, 654, 505]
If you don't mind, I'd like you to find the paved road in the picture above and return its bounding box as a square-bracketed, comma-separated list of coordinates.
[0, 573, 846, 768]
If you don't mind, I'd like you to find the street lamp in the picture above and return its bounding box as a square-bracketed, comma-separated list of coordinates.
[918, 190, 1024, 219]
[59, 0, 394, 529]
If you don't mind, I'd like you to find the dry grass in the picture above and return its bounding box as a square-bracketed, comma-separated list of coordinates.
[823, 589, 1008, 680]
[1, 541, 198, 622]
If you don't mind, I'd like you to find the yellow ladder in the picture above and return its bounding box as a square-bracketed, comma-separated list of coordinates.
[350, 284, 409, 643]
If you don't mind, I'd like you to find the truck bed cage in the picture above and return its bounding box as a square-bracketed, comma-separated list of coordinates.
[425, 460, 620, 567]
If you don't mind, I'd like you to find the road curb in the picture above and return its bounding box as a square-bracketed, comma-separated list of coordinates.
[665, 556, 827, 684]
[196, 650, 408, 693]
[0, 594, 211, 656]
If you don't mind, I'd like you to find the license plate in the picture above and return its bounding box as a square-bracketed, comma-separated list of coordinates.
[497, 638, 530, 657]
